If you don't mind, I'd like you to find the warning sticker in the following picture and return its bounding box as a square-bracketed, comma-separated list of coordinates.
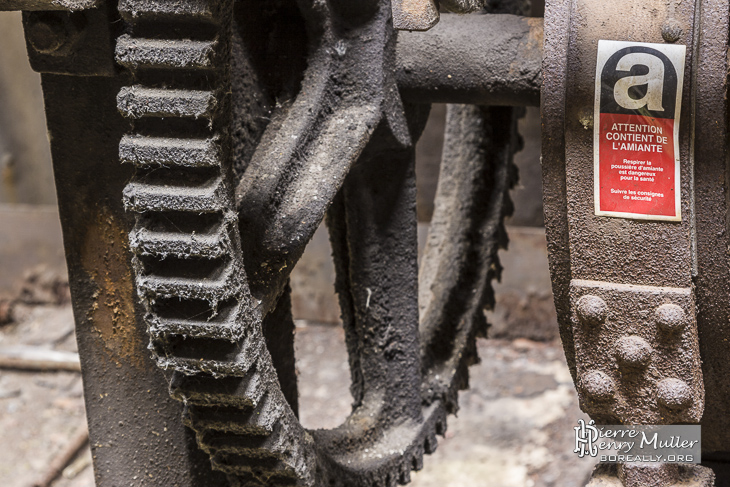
[594, 40, 686, 221]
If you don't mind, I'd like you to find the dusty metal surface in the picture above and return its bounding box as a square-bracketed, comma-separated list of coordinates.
[22, 7, 116, 76]
[0, 0, 99, 10]
[41, 71, 227, 487]
[586, 463, 714, 487]
[9, 0, 730, 483]
[543, 0, 700, 413]
[108, 0, 530, 485]
[396, 14, 543, 106]
[541, 0, 573, 385]
[112, 0, 533, 484]
[8, 0, 730, 484]
[21, 0, 730, 485]
[570, 280, 702, 425]
[690, 0, 730, 458]
[391, 0, 439, 31]
[542, 0, 730, 484]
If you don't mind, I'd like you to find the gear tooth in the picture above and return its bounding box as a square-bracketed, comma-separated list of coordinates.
[187, 394, 277, 437]
[116, 35, 218, 70]
[411, 452, 423, 471]
[118, 0, 219, 20]
[497, 222, 510, 251]
[454, 357, 470, 392]
[130, 223, 229, 259]
[465, 332, 479, 366]
[117, 86, 217, 120]
[139, 259, 240, 299]
[150, 314, 242, 342]
[117, 1, 314, 484]
[424, 431, 438, 454]
[398, 463, 411, 485]
[442, 392, 457, 414]
[120, 134, 221, 169]
[435, 410, 447, 436]
[153, 332, 265, 378]
[436, 417, 446, 436]
[481, 284, 497, 311]
[123, 175, 228, 213]
[170, 368, 266, 409]
[492, 253, 505, 281]
[148, 297, 248, 344]
[508, 153, 520, 185]
[475, 308, 489, 338]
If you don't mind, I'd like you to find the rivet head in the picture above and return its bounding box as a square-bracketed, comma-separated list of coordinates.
[655, 304, 686, 334]
[616, 336, 653, 369]
[662, 18, 683, 43]
[582, 370, 615, 401]
[26, 13, 70, 54]
[657, 378, 693, 411]
[577, 295, 608, 326]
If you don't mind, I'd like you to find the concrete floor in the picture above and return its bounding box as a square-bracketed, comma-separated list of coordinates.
[296, 322, 595, 487]
[0, 304, 596, 487]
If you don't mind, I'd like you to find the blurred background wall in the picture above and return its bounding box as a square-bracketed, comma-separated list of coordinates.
[0, 12, 66, 301]
[0, 11, 55, 206]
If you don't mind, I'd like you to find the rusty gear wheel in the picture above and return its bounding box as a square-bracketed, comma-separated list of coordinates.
[116, 0, 524, 485]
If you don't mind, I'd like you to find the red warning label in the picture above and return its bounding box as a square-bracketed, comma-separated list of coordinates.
[594, 40, 686, 221]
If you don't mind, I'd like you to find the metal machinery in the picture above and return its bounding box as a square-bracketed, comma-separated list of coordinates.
[0, 0, 727, 486]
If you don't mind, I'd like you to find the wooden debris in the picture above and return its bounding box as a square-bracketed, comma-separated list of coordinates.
[0, 346, 81, 372]
[33, 427, 89, 487]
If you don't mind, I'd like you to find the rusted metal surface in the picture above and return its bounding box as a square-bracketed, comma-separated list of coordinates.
[570, 281, 703, 424]
[586, 463, 715, 487]
[690, 0, 730, 458]
[41, 70, 228, 486]
[542, 0, 730, 483]
[541, 0, 574, 386]
[543, 0, 700, 415]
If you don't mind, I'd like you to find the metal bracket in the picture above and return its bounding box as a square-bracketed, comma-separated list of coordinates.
[570, 279, 703, 424]
[20, 3, 115, 76]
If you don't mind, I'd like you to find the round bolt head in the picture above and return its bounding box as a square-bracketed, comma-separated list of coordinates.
[581, 370, 615, 401]
[657, 378, 693, 411]
[576, 295, 608, 326]
[615, 336, 653, 369]
[26, 15, 68, 54]
[662, 18, 684, 43]
[655, 304, 686, 334]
